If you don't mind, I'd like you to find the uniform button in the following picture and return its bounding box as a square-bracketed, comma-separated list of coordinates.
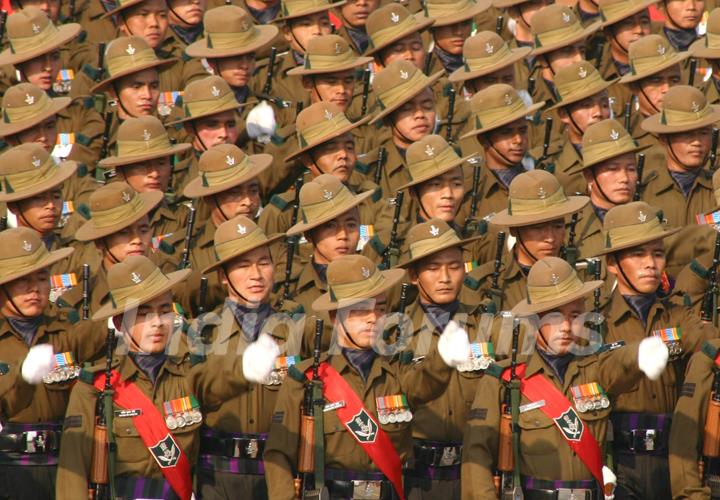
[249, 418, 254, 424]
[534, 420, 540, 427]
[651, 394, 657, 399]
[448, 410, 453, 416]
[126, 428, 132, 434]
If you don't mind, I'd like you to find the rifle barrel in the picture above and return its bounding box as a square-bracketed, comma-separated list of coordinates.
[710, 128, 719, 171]
[263, 47, 278, 97]
[634, 153, 645, 201]
[180, 206, 197, 270]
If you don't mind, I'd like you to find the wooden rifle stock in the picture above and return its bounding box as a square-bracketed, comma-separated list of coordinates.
[704, 371, 720, 457]
[89, 328, 116, 499]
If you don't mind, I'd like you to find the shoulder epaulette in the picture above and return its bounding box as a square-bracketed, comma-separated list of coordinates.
[67, 309, 80, 325]
[76, 163, 88, 177]
[484, 362, 505, 379]
[189, 353, 206, 366]
[355, 161, 371, 175]
[541, 162, 556, 174]
[690, 259, 709, 279]
[464, 274, 480, 290]
[81, 63, 100, 81]
[399, 350, 414, 365]
[181, 52, 192, 62]
[81, 97, 95, 110]
[287, 364, 307, 382]
[270, 133, 288, 146]
[76, 133, 92, 146]
[596, 340, 625, 354]
[159, 239, 175, 254]
[683, 293, 692, 308]
[269, 194, 289, 210]
[702, 340, 719, 362]
[77, 203, 91, 220]
[368, 234, 386, 257]
[78, 366, 97, 384]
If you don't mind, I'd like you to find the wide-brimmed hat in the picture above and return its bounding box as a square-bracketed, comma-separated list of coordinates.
[530, 4, 601, 57]
[547, 61, 618, 112]
[99, 116, 191, 169]
[184, 144, 273, 198]
[370, 60, 443, 124]
[399, 134, 473, 190]
[0, 83, 71, 137]
[397, 218, 482, 268]
[93, 256, 191, 321]
[185, 6, 278, 59]
[0, 7, 80, 66]
[423, 0, 491, 27]
[312, 254, 405, 311]
[491, 0, 531, 9]
[286, 174, 374, 236]
[100, 0, 145, 19]
[641, 85, 720, 135]
[490, 170, 588, 227]
[287, 34, 373, 76]
[599, 0, 657, 28]
[167, 75, 243, 126]
[512, 256, 604, 316]
[448, 31, 531, 83]
[690, 8, 720, 59]
[461, 83, 544, 138]
[619, 35, 691, 84]
[0, 227, 74, 286]
[274, 0, 347, 23]
[285, 102, 371, 161]
[202, 215, 284, 274]
[92, 36, 176, 93]
[581, 119, 649, 170]
[593, 201, 682, 256]
[0, 143, 77, 203]
[365, 4, 435, 56]
[75, 182, 164, 242]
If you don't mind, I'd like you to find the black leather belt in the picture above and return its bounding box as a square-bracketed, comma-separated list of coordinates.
[523, 489, 597, 500]
[412, 440, 462, 467]
[199, 433, 266, 459]
[325, 479, 397, 499]
[613, 428, 669, 453]
[0, 430, 61, 454]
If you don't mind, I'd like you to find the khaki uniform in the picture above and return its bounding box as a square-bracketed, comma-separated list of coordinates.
[0, 361, 35, 419]
[532, 137, 587, 195]
[460, 249, 527, 312]
[642, 164, 716, 227]
[575, 202, 605, 261]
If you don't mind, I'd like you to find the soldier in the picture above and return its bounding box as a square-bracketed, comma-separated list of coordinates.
[263, 253, 472, 499]
[192, 215, 295, 499]
[0, 227, 104, 500]
[593, 200, 718, 499]
[395, 218, 485, 497]
[693, 7, 720, 103]
[660, 0, 703, 52]
[639, 85, 719, 227]
[166, 0, 206, 48]
[461, 169, 589, 312]
[0, 344, 56, 420]
[334, 0, 378, 53]
[55, 255, 280, 499]
[619, 34, 689, 148]
[461, 256, 670, 499]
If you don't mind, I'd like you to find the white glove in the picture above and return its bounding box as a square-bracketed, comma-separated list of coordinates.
[438, 321, 471, 367]
[243, 333, 280, 383]
[246, 101, 276, 144]
[638, 336, 669, 381]
[602, 465, 616, 500]
[21, 344, 55, 384]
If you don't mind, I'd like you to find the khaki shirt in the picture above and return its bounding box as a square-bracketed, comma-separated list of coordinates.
[535, 136, 587, 196]
[0, 360, 36, 420]
[575, 203, 605, 261]
[642, 163, 715, 227]
[461, 249, 527, 312]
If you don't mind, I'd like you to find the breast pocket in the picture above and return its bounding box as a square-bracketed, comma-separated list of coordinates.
[112, 416, 147, 465]
[323, 410, 352, 463]
[517, 409, 559, 457]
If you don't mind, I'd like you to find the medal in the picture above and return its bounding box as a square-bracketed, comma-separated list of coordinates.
[572, 382, 608, 413]
[163, 402, 178, 430]
[459, 342, 495, 372]
[376, 397, 388, 425]
[44, 352, 78, 384]
[267, 356, 301, 385]
[189, 395, 202, 424]
[653, 327, 683, 361]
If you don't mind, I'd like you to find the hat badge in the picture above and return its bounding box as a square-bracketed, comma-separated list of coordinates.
[22, 240, 32, 252]
[142, 129, 151, 141]
[361, 266, 371, 278]
[691, 101, 701, 113]
[399, 70, 409, 80]
[31, 156, 41, 168]
[121, 191, 132, 203]
[24, 93, 34, 105]
[237, 224, 247, 235]
[562, 11, 571, 23]
[126, 44, 136, 56]
[504, 93, 513, 106]
[390, 11, 400, 23]
[550, 273, 561, 285]
[537, 186, 546, 199]
[211, 86, 221, 97]
[240, 19, 251, 31]
[657, 44, 666, 56]
[425, 144, 435, 157]
[610, 129, 619, 141]
[637, 210, 647, 223]
[225, 155, 235, 166]
[578, 66, 588, 79]
[324, 109, 334, 121]
[429, 225, 440, 236]
[485, 42, 494, 55]
[131, 272, 142, 284]
[334, 42, 343, 54]
[323, 189, 333, 200]
[31, 23, 41, 34]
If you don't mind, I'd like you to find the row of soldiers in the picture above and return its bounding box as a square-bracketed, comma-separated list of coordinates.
[5, 0, 720, 498]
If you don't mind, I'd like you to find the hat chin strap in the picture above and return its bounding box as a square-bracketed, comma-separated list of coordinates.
[516, 234, 540, 267]
[0, 286, 30, 319]
[14, 204, 45, 235]
[338, 314, 366, 349]
[639, 87, 661, 116]
[191, 121, 210, 152]
[222, 264, 261, 307]
[665, 136, 707, 172]
[590, 167, 615, 205]
[112, 82, 137, 119]
[614, 254, 645, 295]
[212, 195, 232, 222]
[102, 239, 123, 265]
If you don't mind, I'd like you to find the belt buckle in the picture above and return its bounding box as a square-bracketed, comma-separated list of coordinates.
[438, 446, 460, 467]
[557, 488, 591, 500]
[24, 431, 46, 454]
[351, 480, 382, 499]
[245, 438, 259, 459]
[631, 429, 656, 452]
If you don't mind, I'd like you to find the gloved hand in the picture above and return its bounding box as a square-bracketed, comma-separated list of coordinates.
[438, 321, 471, 367]
[602, 465, 616, 500]
[243, 333, 280, 383]
[21, 344, 55, 384]
[638, 336, 669, 381]
[246, 100, 276, 144]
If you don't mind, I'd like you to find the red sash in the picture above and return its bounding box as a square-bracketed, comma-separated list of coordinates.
[502, 364, 604, 486]
[307, 362, 406, 500]
[93, 370, 193, 500]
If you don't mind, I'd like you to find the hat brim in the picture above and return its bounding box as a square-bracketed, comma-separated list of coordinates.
[397, 234, 484, 268]
[100, 0, 144, 19]
[0, 246, 74, 286]
[185, 25, 279, 59]
[512, 279, 604, 316]
[0, 160, 78, 203]
[592, 226, 683, 256]
[274, 0, 347, 22]
[600, 0, 657, 28]
[398, 153, 474, 190]
[546, 77, 619, 112]
[311, 268, 406, 311]
[285, 114, 372, 162]
[369, 70, 445, 125]
[0, 23, 81, 66]
[287, 55, 374, 76]
[579, 143, 652, 171]
[286, 188, 375, 236]
[75, 190, 164, 242]
[490, 195, 589, 228]
[92, 268, 192, 321]
[461, 100, 545, 138]
[91, 57, 177, 94]
[183, 153, 274, 198]
[202, 233, 285, 274]
[640, 106, 720, 135]
[690, 38, 720, 60]
[448, 46, 531, 83]
[430, 0, 491, 27]
[492, 0, 530, 7]
[0, 96, 71, 137]
[98, 143, 192, 168]
[166, 100, 247, 126]
[619, 51, 691, 84]
[531, 20, 601, 57]
[364, 15, 436, 56]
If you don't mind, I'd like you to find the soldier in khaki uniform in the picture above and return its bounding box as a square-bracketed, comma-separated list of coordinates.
[264, 253, 473, 499]
[55, 255, 281, 499]
[165, 0, 206, 50]
[592, 201, 719, 500]
[461, 256, 671, 499]
[659, 0, 703, 53]
[393, 219, 485, 497]
[0, 228, 104, 500]
[334, 0, 378, 53]
[692, 8, 720, 104]
[639, 85, 719, 228]
[191, 215, 295, 499]
[461, 169, 589, 312]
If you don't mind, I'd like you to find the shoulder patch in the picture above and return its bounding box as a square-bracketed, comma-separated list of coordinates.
[464, 275, 480, 290]
[67, 309, 80, 325]
[399, 350, 414, 365]
[484, 362, 504, 379]
[269, 194, 289, 211]
[467, 408, 488, 420]
[77, 203, 92, 220]
[63, 415, 83, 429]
[287, 364, 307, 383]
[159, 239, 176, 255]
[76, 164, 88, 178]
[368, 234, 386, 257]
[189, 353, 206, 366]
[355, 161, 371, 175]
[76, 134, 92, 146]
[78, 367, 96, 384]
[690, 259, 709, 279]
[680, 382, 696, 398]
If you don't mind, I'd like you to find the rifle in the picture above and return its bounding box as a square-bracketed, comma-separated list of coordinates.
[382, 191, 404, 270]
[179, 205, 197, 270]
[701, 232, 720, 325]
[360, 69, 372, 117]
[496, 315, 522, 498]
[561, 212, 579, 267]
[710, 128, 719, 171]
[463, 160, 482, 237]
[263, 47, 277, 97]
[527, 77, 536, 99]
[282, 175, 304, 305]
[624, 101, 632, 132]
[294, 319, 326, 499]
[444, 85, 457, 143]
[484, 231, 506, 314]
[495, 15, 504, 35]
[82, 264, 90, 321]
[703, 369, 720, 458]
[373, 147, 387, 186]
[88, 327, 116, 500]
[592, 258, 602, 315]
[198, 277, 208, 315]
[689, 58, 698, 87]
[536, 117, 553, 167]
[633, 153, 645, 202]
